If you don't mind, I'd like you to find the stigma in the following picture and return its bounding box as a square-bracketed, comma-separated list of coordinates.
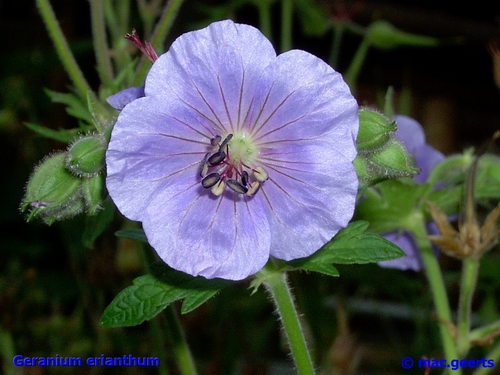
[199, 133, 268, 197]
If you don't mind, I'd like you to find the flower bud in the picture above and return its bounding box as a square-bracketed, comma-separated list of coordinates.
[367, 20, 439, 50]
[66, 135, 106, 178]
[21, 152, 85, 224]
[357, 108, 397, 152]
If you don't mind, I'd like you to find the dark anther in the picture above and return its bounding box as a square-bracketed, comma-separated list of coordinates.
[208, 151, 226, 166]
[202, 172, 221, 188]
[227, 179, 248, 194]
[219, 134, 233, 151]
[210, 135, 222, 146]
[240, 171, 248, 186]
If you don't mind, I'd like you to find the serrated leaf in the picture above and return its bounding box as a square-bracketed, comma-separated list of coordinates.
[101, 262, 232, 327]
[288, 221, 405, 273]
[100, 274, 183, 326]
[299, 262, 339, 277]
[115, 228, 148, 243]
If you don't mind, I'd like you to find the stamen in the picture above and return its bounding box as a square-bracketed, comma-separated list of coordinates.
[240, 171, 248, 186]
[211, 180, 225, 196]
[246, 181, 260, 196]
[254, 166, 269, 182]
[199, 153, 210, 177]
[208, 151, 226, 166]
[219, 134, 233, 151]
[202, 172, 221, 188]
[226, 179, 248, 194]
[210, 135, 222, 146]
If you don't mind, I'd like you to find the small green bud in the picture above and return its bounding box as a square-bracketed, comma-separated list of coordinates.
[22, 152, 85, 224]
[357, 108, 397, 152]
[66, 135, 106, 177]
[367, 20, 439, 50]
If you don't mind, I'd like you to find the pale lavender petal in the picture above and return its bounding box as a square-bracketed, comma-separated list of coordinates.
[260, 141, 358, 260]
[248, 50, 358, 161]
[143, 170, 271, 280]
[107, 86, 145, 110]
[145, 20, 277, 135]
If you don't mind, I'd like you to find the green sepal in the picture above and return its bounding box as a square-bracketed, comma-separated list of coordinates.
[357, 108, 397, 152]
[367, 20, 439, 50]
[287, 221, 405, 274]
[100, 262, 232, 327]
[66, 135, 106, 177]
[81, 173, 105, 215]
[22, 152, 85, 224]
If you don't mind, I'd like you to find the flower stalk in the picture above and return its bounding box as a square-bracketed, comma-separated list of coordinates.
[456, 256, 480, 356]
[408, 213, 461, 375]
[89, 0, 114, 86]
[36, 0, 97, 103]
[264, 270, 315, 375]
[133, 0, 185, 85]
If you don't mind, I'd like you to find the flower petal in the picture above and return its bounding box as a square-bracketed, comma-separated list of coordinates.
[106, 96, 212, 221]
[378, 231, 422, 271]
[247, 49, 358, 161]
[143, 170, 271, 280]
[145, 20, 277, 135]
[107, 86, 145, 110]
[259, 141, 358, 260]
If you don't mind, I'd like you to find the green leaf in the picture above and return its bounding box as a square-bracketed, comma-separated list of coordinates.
[45, 89, 92, 124]
[355, 179, 428, 233]
[24, 122, 77, 143]
[115, 228, 148, 243]
[101, 262, 232, 327]
[288, 221, 405, 273]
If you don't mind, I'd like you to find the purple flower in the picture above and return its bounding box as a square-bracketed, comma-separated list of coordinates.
[107, 86, 145, 110]
[378, 116, 444, 271]
[106, 20, 359, 280]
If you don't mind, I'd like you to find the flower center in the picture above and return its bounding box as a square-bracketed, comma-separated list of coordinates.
[199, 132, 268, 196]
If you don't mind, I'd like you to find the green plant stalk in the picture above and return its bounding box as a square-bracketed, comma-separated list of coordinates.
[36, 0, 97, 102]
[264, 271, 315, 375]
[280, 0, 293, 52]
[0, 328, 20, 375]
[133, 0, 185, 86]
[344, 35, 370, 90]
[164, 305, 198, 375]
[257, 1, 273, 42]
[456, 256, 480, 356]
[328, 21, 345, 69]
[89, 0, 114, 86]
[148, 317, 170, 375]
[409, 215, 461, 375]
